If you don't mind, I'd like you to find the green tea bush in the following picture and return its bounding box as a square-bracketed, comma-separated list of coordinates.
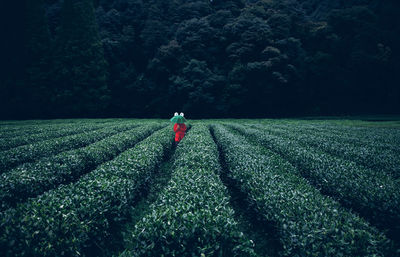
[252, 123, 400, 178]
[120, 125, 256, 257]
[0, 123, 139, 173]
[0, 119, 113, 139]
[212, 124, 394, 256]
[262, 121, 400, 148]
[0, 126, 173, 257]
[0, 123, 164, 211]
[0, 122, 111, 151]
[229, 123, 400, 240]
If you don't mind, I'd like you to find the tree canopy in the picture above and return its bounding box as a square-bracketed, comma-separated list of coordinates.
[2, 0, 399, 118]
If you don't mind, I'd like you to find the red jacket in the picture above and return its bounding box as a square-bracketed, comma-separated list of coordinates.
[173, 123, 187, 142]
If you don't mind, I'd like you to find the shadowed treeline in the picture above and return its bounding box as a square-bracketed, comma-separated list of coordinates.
[1, 0, 399, 119]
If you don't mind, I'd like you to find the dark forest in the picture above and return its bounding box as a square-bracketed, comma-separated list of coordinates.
[1, 0, 399, 119]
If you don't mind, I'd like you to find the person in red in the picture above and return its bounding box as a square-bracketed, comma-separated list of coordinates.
[171, 112, 187, 144]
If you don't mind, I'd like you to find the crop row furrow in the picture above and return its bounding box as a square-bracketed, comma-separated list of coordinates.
[0, 123, 82, 139]
[0, 125, 174, 257]
[227, 123, 400, 242]
[212, 124, 394, 256]
[257, 122, 400, 154]
[0, 123, 141, 173]
[255, 119, 400, 145]
[120, 124, 257, 257]
[0, 119, 114, 138]
[0, 122, 115, 152]
[250, 124, 400, 178]
[277, 122, 400, 146]
[0, 121, 75, 132]
[0, 123, 166, 211]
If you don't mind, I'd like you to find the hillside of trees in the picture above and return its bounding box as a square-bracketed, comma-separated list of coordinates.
[1, 0, 399, 118]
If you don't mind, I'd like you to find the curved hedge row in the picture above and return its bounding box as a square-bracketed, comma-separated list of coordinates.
[120, 124, 256, 257]
[0, 119, 113, 139]
[251, 123, 400, 178]
[255, 121, 400, 154]
[313, 123, 400, 146]
[259, 120, 400, 147]
[0, 125, 174, 257]
[0, 123, 165, 211]
[228, 123, 400, 242]
[253, 119, 400, 143]
[0, 122, 112, 151]
[212, 124, 394, 256]
[0, 123, 140, 173]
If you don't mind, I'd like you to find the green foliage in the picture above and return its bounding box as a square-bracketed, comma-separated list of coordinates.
[0, 123, 167, 211]
[228, 123, 400, 241]
[250, 122, 400, 178]
[0, 122, 117, 173]
[25, 0, 53, 116]
[211, 123, 394, 256]
[3, 0, 399, 118]
[0, 124, 173, 257]
[0, 121, 111, 152]
[0, 118, 399, 256]
[50, 0, 110, 117]
[121, 124, 256, 257]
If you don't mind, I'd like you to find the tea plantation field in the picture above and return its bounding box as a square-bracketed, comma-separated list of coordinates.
[0, 118, 399, 256]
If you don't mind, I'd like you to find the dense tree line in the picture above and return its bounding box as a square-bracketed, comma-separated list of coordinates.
[1, 0, 399, 118]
